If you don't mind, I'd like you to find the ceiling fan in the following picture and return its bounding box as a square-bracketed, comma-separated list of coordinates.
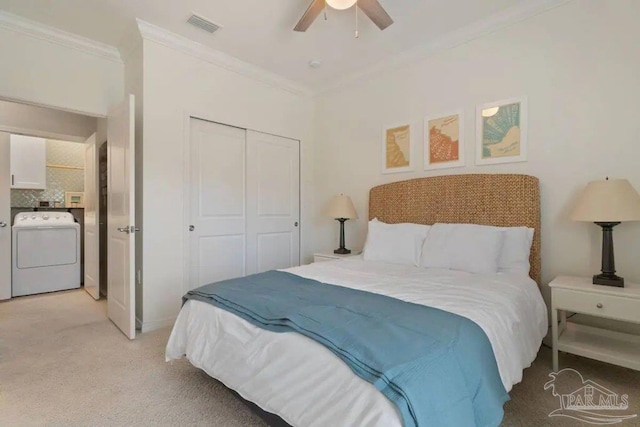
[294, 0, 393, 32]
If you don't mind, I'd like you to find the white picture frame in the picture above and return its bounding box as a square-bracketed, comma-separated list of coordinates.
[65, 191, 84, 208]
[381, 122, 415, 174]
[424, 110, 465, 170]
[476, 97, 528, 166]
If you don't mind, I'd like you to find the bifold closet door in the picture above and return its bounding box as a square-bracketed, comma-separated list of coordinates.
[246, 130, 300, 273]
[189, 119, 247, 290]
[84, 133, 100, 300]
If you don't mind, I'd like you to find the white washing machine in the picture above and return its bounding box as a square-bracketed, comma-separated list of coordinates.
[12, 211, 81, 297]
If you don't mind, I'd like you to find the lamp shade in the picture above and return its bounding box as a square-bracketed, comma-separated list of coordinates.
[326, 194, 358, 219]
[326, 0, 357, 10]
[570, 179, 640, 222]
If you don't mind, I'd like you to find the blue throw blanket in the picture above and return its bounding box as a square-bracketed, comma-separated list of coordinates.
[185, 270, 508, 427]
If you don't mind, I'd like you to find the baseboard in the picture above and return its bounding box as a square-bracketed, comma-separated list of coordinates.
[139, 316, 177, 333]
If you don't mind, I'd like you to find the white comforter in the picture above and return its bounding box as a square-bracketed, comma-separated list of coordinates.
[166, 259, 548, 427]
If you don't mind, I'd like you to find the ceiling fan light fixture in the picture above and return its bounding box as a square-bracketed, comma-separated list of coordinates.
[326, 0, 357, 10]
[294, 0, 392, 33]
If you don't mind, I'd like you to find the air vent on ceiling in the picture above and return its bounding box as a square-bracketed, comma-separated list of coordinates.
[187, 13, 221, 34]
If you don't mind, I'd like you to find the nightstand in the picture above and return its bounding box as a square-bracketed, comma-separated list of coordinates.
[549, 275, 640, 372]
[313, 250, 361, 263]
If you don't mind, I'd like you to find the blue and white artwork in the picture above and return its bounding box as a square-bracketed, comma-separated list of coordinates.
[476, 97, 527, 165]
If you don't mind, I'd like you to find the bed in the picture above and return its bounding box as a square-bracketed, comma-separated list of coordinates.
[166, 173, 547, 427]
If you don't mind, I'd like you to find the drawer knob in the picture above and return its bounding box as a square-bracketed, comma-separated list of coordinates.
[596, 303, 603, 309]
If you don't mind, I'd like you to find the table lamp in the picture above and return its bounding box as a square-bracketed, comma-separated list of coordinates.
[326, 194, 358, 254]
[570, 178, 640, 287]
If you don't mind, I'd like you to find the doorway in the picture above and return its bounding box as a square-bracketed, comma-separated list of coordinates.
[0, 98, 98, 303]
[0, 96, 136, 340]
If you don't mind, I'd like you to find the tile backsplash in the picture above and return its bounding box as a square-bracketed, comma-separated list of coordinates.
[11, 139, 85, 207]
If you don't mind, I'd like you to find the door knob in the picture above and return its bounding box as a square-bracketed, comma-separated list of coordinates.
[117, 227, 130, 234]
[0, 221, 6, 228]
[189, 225, 195, 231]
[294, 222, 299, 227]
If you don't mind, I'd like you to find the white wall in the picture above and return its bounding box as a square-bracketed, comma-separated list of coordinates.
[0, 99, 97, 141]
[96, 118, 107, 144]
[0, 25, 123, 117]
[140, 39, 314, 330]
[314, 0, 640, 305]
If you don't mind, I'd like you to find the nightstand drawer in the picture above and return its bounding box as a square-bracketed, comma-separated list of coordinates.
[554, 288, 640, 323]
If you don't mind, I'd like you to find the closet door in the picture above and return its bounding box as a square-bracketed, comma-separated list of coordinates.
[246, 130, 300, 274]
[189, 119, 246, 290]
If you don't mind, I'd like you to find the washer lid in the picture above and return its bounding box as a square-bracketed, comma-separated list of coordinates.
[13, 211, 77, 227]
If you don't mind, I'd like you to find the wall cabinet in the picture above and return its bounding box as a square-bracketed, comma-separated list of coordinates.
[10, 135, 46, 190]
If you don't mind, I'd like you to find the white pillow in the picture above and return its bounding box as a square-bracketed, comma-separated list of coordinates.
[420, 223, 505, 274]
[498, 226, 534, 275]
[363, 219, 430, 266]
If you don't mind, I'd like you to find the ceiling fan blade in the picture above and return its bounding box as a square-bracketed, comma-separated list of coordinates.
[358, 0, 393, 30]
[294, 0, 326, 32]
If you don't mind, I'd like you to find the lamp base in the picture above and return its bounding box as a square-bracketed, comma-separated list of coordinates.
[593, 274, 624, 287]
[334, 217, 351, 255]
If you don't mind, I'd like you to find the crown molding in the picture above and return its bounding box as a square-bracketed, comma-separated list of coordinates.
[136, 19, 313, 98]
[0, 10, 122, 63]
[316, 0, 573, 95]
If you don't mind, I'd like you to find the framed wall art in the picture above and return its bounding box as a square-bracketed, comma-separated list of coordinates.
[382, 123, 414, 174]
[424, 111, 464, 170]
[476, 97, 527, 165]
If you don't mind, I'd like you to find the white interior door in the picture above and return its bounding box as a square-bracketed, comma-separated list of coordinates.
[246, 131, 300, 273]
[107, 95, 136, 339]
[0, 132, 11, 300]
[84, 133, 99, 300]
[188, 118, 246, 290]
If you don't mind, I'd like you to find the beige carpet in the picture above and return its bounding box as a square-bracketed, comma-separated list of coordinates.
[1, 290, 639, 426]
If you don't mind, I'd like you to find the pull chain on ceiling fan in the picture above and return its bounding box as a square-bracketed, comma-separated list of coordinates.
[294, 0, 393, 34]
[355, 1, 359, 38]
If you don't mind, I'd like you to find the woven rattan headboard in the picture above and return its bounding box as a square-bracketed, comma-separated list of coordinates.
[369, 174, 541, 285]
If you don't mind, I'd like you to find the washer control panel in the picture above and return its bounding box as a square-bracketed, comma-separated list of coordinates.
[14, 211, 75, 225]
